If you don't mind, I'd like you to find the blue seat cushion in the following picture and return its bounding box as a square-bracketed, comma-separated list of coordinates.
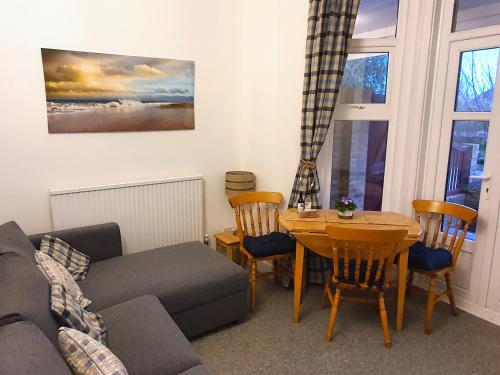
[243, 232, 295, 257]
[409, 241, 452, 271]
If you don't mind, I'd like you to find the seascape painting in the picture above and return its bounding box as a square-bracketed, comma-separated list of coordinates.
[41, 49, 194, 133]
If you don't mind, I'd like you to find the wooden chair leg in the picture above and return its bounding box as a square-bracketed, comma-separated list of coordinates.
[378, 292, 392, 349]
[425, 275, 437, 335]
[406, 270, 414, 296]
[273, 260, 280, 284]
[445, 272, 458, 316]
[325, 288, 341, 342]
[240, 253, 248, 268]
[249, 261, 257, 313]
[322, 270, 332, 309]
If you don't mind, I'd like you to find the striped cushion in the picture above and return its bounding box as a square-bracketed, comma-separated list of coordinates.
[59, 328, 128, 375]
[51, 282, 107, 345]
[35, 251, 91, 308]
[40, 235, 91, 280]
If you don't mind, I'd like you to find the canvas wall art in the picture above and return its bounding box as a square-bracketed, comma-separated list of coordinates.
[41, 48, 194, 133]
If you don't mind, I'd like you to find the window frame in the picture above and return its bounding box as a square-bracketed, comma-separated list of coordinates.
[317, 2, 406, 210]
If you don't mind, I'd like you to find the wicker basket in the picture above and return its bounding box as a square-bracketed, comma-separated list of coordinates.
[225, 171, 256, 196]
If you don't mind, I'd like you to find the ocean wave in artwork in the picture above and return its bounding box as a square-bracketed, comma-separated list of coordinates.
[46, 99, 182, 113]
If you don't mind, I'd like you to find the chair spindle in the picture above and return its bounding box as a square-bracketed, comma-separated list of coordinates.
[256, 203, 263, 236]
[440, 215, 453, 248]
[265, 204, 270, 234]
[249, 206, 256, 236]
[241, 206, 248, 235]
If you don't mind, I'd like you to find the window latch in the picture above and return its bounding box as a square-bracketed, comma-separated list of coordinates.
[350, 105, 366, 109]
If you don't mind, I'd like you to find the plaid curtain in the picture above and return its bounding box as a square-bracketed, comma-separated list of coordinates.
[289, 0, 359, 285]
[289, 0, 360, 209]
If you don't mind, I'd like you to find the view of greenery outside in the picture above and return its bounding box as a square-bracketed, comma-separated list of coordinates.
[456, 48, 499, 112]
[339, 53, 389, 104]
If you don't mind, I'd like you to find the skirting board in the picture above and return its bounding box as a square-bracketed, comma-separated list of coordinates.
[453, 296, 500, 327]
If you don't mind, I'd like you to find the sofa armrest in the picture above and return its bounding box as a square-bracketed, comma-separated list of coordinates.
[28, 222, 122, 263]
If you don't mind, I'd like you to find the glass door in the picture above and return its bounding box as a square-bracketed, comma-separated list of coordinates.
[434, 35, 500, 305]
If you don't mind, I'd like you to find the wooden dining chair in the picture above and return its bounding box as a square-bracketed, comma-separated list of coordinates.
[228, 191, 295, 313]
[324, 225, 408, 348]
[408, 200, 478, 334]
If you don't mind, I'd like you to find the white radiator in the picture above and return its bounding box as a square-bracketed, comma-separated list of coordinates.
[49, 176, 204, 254]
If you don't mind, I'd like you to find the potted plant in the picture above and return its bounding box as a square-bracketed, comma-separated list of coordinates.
[335, 196, 356, 219]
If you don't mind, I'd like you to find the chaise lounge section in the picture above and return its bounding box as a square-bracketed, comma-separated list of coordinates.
[0, 221, 248, 375]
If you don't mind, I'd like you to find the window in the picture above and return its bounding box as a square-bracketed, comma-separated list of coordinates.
[330, 121, 388, 210]
[318, 0, 401, 210]
[455, 48, 499, 112]
[353, 0, 399, 38]
[444, 120, 489, 239]
[339, 53, 389, 104]
[453, 0, 500, 32]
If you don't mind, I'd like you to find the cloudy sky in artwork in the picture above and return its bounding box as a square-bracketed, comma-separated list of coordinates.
[41, 49, 194, 100]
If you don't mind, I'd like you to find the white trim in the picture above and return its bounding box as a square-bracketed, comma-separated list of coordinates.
[454, 296, 500, 327]
[49, 175, 204, 195]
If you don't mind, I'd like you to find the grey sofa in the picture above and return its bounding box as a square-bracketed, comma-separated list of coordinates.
[0, 221, 248, 375]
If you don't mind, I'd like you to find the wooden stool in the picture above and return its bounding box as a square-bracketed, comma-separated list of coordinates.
[214, 232, 240, 263]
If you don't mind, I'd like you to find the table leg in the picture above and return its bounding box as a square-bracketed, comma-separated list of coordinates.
[293, 242, 305, 323]
[397, 248, 409, 332]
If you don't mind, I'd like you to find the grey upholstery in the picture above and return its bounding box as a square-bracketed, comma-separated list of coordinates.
[80, 241, 248, 316]
[0, 221, 37, 262]
[1, 220, 247, 374]
[0, 321, 72, 375]
[29, 222, 122, 263]
[100, 295, 203, 375]
[0, 252, 60, 345]
[179, 365, 211, 375]
[172, 291, 247, 338]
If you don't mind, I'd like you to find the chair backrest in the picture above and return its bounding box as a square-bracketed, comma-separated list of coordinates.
[325, 225, 407, 288]
[412, 200, 478, 266]
[228, 192, 283, 240]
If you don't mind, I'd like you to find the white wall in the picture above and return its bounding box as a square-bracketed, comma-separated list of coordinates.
[239, 0, 309, 207]
[0, 0, 247, 237]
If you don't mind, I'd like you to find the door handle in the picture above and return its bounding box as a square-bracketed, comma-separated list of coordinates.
[470, 174, 492, 181]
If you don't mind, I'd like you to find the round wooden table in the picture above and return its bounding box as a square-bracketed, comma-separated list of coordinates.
[280, 208, 421, 331]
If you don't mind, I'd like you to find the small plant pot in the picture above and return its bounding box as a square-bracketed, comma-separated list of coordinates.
[337, 210, 353, 220]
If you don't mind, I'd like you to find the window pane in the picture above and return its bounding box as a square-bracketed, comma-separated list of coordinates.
[353, 0, 399, 38]
[330, 121, 388, 210]
[339, 53, 389, 104]
[453, 0, 500, 32]
[444, 120, 489, 240]
[455, 48, 499, 112]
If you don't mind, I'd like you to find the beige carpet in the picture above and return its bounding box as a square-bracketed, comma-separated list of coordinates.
[192, 278, 500, 375]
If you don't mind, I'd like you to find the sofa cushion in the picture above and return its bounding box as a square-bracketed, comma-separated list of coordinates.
[51, 282, 107, 345]
[35, 251, 91, 308]
[99, 295, 202, 375]
[59, 327, 128, 375]
[40, 235, 91, 280]
[409, 241, 452, 271]
[0, 221, 36, 262]
[0, 321, 72, 375]
[80, 241, 248, 314]
[0, 252, 60, 345]
[243, 232, 296, 257]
